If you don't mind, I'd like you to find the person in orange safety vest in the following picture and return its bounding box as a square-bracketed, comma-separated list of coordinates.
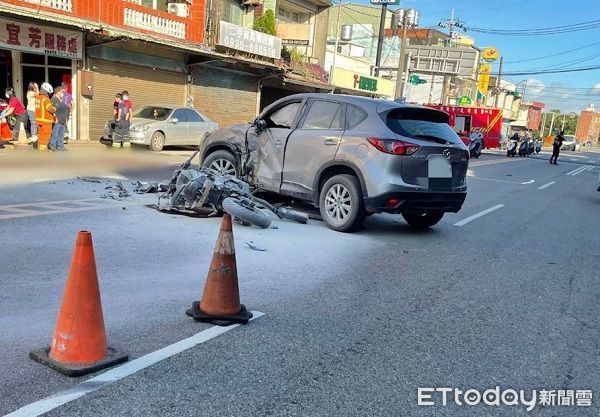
[35, 83, 56, 151]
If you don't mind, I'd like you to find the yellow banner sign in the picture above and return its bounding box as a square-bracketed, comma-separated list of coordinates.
[477, 64, 491, 95]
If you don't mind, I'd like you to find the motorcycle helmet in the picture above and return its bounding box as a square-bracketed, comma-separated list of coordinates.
[40, 82, 53, 94]
[5, 87, 15, 98]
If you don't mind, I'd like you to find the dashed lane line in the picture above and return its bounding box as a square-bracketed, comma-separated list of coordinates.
[3, 312, 266, 417]
[454, 204, 505, 227]
[538, 181, 556, 190]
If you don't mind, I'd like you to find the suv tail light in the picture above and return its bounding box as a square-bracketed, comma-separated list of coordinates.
[367, 137, 420, 155]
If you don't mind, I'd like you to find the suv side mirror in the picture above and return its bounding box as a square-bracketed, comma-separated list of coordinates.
[253, 118, 267, 132]
[170, 117, 179, 124]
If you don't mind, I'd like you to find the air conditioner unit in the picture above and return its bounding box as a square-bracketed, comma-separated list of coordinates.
[167, 3, 189, 17]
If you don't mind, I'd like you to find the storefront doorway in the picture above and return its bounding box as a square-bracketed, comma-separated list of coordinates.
[21, 53, 72, 97]
[0, 49, 12, 97]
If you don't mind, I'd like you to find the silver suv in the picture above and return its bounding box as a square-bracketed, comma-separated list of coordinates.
[199, 94, 469, 232]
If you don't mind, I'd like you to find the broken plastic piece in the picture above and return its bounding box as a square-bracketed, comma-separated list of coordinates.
[245, 241, 266, 251]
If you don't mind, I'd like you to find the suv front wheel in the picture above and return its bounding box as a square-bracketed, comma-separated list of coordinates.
[402, 210, 444, 229]
[203, 150, 238, 176]
[319, 174, 365, 232]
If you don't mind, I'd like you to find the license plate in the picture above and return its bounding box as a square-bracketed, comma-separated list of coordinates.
[428, 155, 452, 178]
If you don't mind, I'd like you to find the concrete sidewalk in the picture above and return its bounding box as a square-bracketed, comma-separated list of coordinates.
[0, 141, 195, 186]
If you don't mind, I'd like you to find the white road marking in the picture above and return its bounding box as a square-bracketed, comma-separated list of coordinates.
[0, 199, 131, 221]
[521, 180, 535, 185]
[0, 198, 101, 209]
[538, 181, 556, 190]
[470, 159, 527, 167]
[454, 204, 504, 227]
[3, 312, 265, 417]
[572, 166, 593, 176]
[566, 165, 591, 176]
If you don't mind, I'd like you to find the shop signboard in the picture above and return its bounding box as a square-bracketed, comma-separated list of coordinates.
[0, 17, 83, 59]
[219, 21, 281, 59]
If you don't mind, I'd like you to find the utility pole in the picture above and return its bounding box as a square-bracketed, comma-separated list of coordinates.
[393, 8, 419, 99]
[330, 0, 343, 85]
[493, 57, 503, 108]
[438, 9, 465, 48]
[428, 74, 435, 104]
[374, 4, 388, 77]
[442, 76, 452, 105]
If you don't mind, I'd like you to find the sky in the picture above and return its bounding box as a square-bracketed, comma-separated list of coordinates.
[360, 0, 600, 112]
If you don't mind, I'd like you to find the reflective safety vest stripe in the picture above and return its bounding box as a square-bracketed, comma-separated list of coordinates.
[35, 95, 55, 124]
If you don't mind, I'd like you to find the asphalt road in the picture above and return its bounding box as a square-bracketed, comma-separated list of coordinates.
[1, 148, 599, 416]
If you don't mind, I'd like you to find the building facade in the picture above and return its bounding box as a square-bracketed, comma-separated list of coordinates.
[576, 104, 600, 144]
[510, 101, 545, 134]
[0, 0, 332, 141]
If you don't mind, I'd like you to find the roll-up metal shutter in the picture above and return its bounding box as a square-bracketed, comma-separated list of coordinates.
[89, 59, 186, 141]
[191, 67, 258, 127]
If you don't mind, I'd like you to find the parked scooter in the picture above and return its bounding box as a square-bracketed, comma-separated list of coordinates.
[468, 136, 483, 158]
[534, 140, 541, 154]
[158, 150, 308, 228]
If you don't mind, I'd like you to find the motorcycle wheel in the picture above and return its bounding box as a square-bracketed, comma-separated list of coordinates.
[222, 197, 272, 229]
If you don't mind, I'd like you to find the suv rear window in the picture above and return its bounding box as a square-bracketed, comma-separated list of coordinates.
[386, 108, 462, 145]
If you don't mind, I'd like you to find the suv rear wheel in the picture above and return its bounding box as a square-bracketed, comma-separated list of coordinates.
[203, 150, 238, 176]
[402, 210, 444, 229]
[319, 174, 365, 232]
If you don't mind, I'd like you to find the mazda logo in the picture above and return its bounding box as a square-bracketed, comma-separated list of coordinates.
[443, 149, 452, 159]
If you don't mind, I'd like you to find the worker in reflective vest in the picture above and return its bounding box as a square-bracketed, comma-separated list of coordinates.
[35, 83, 56, 151]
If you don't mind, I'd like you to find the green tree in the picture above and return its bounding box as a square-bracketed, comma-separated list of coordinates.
[540, 110, 579, 136]
[253, 10, 276, 36]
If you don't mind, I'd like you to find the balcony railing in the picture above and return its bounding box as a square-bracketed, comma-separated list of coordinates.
[124, 8, 186, 39]
[22, 0, 72, 12]
[10, 0, 202, 42]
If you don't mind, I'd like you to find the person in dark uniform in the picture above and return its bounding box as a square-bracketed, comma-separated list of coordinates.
[550, 130, 565, 165]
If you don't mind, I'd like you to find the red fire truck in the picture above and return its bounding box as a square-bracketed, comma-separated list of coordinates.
[427, 104, 503, 149]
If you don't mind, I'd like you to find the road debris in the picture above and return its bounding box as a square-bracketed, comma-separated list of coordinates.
[245, 241, 266, 251]
[77, 177, 102, 183]
[133, 181, 166, 194]
[99, 181, 131, 201]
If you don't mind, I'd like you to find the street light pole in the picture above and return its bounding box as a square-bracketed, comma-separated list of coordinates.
[540, 112, 547, 137]
[394, 20, 409, 99]
[393, 8, 419, 100]
[548, 112, 557, 135]
[374, 4, 388, 77]
[330, 0, 342, 85]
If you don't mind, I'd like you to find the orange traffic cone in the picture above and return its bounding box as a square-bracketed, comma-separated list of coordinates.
[186, 214, 252, 326]
[30, 231, 128, 376]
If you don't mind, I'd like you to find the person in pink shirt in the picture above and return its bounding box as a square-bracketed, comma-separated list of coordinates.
[1, 87, 27, 142]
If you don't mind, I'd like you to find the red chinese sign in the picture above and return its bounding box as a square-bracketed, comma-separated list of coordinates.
[0, 17, 82, 59]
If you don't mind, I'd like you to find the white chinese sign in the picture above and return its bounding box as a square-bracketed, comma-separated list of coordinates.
[0, 17, 83, 59]
[219, 21, 281, 59]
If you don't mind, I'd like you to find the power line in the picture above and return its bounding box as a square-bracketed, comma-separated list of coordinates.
[504, 41, 600, 64]
[487, 65, 600, 76]
[465, 19, 600, 36]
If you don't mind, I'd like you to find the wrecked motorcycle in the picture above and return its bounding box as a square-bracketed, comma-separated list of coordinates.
[158, 150, 308, 228]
